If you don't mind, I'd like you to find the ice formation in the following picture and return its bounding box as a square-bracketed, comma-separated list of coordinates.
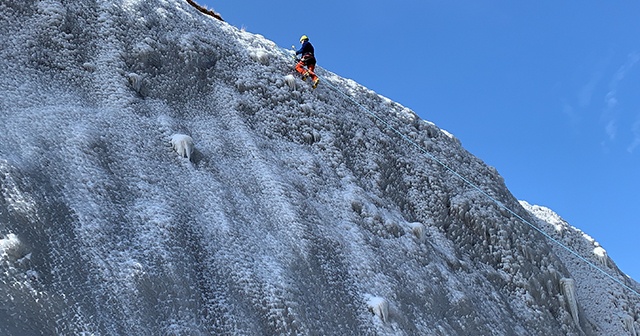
[0, 0, 638, 334]
[126, 72, 144, 94]
[249, 49, 270, 65]
[0, 233, 20, 260]
[284, 74, 296, 90]
[170, 134, 194, 160]
[593, 245, 609, 267]
[560, 278, 580, 326]
[366, 295, 389, 323]
[623, 314, 638, 336]
[407, 222, 425, 240]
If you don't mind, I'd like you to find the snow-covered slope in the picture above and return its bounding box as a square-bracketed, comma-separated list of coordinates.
[0, 1, 638, 335]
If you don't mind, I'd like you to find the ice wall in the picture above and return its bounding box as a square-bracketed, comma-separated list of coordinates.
[0, 0, 638, 335]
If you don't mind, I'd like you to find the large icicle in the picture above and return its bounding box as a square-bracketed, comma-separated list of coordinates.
[623, 314, 638, 336]
[560, 278, 580, 326]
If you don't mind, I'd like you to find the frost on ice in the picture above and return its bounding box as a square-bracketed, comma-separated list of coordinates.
[560, 278, 580, 326]
[407, 222, 425, 241]
[249, 49, 270, 65]
[623, 314, 638, 336]
[284, 74, 296, 90]
[0, 0, 639, 335]
[365, 294, 389, 323]
[593, 245, 609, 267]
[170, 134, 194, 160]
[0, 233, 21, 261]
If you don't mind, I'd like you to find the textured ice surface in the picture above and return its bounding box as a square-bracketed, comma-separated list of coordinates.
[0, 1, 638, 335]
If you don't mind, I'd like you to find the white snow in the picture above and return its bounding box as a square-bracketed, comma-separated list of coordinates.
[593, 246, 609, 266]
[0, 233, 20, 260]
[365, 294, 389, 323]
[249, 49, 271, 65]
[170, 134, 194, 160]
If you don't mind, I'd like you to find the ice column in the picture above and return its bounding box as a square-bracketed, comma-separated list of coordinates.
[560, 278, 579, 326]
[623, 315, 637, 336]
[366, 295, 389, 323]
[170, 134, 194, 160]
[593, 246, 609, 267]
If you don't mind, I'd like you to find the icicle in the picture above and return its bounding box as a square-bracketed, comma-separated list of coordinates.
[284, 75, 296, 90]
[126, 72, 143, 94]
[365, 295, 389, 323]
[249, 50, 270, 65]
[407, 222, 425, 241]
[560, 278, 579, 326]
[623, 314, 638, 336]
[593, 246, 609, 267]
[170, 134, 194, 161]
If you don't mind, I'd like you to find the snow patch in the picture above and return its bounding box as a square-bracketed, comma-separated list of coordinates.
[0, 233, 21, 260]
[519, 200, 566, 232]
[284, 75, 296, 90]
[582, 233, 595, 244]
[365, 294, 389, 323]
[170, 134, 194, 160]
[593, 246, 609, 267]
[440, 129, 455, 139]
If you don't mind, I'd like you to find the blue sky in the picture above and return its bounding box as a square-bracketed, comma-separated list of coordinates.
[201, 2, 640, 282]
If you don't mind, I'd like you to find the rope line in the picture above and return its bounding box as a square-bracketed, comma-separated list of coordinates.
[310, 66, 640, 298]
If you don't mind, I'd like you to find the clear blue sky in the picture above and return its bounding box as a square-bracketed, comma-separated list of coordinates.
[201, 1, 640, 282]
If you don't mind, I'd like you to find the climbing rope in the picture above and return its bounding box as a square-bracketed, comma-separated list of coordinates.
[310, 66, 640, 299]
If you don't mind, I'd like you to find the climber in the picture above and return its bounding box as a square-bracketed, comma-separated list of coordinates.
[294, 35, 319, 89]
